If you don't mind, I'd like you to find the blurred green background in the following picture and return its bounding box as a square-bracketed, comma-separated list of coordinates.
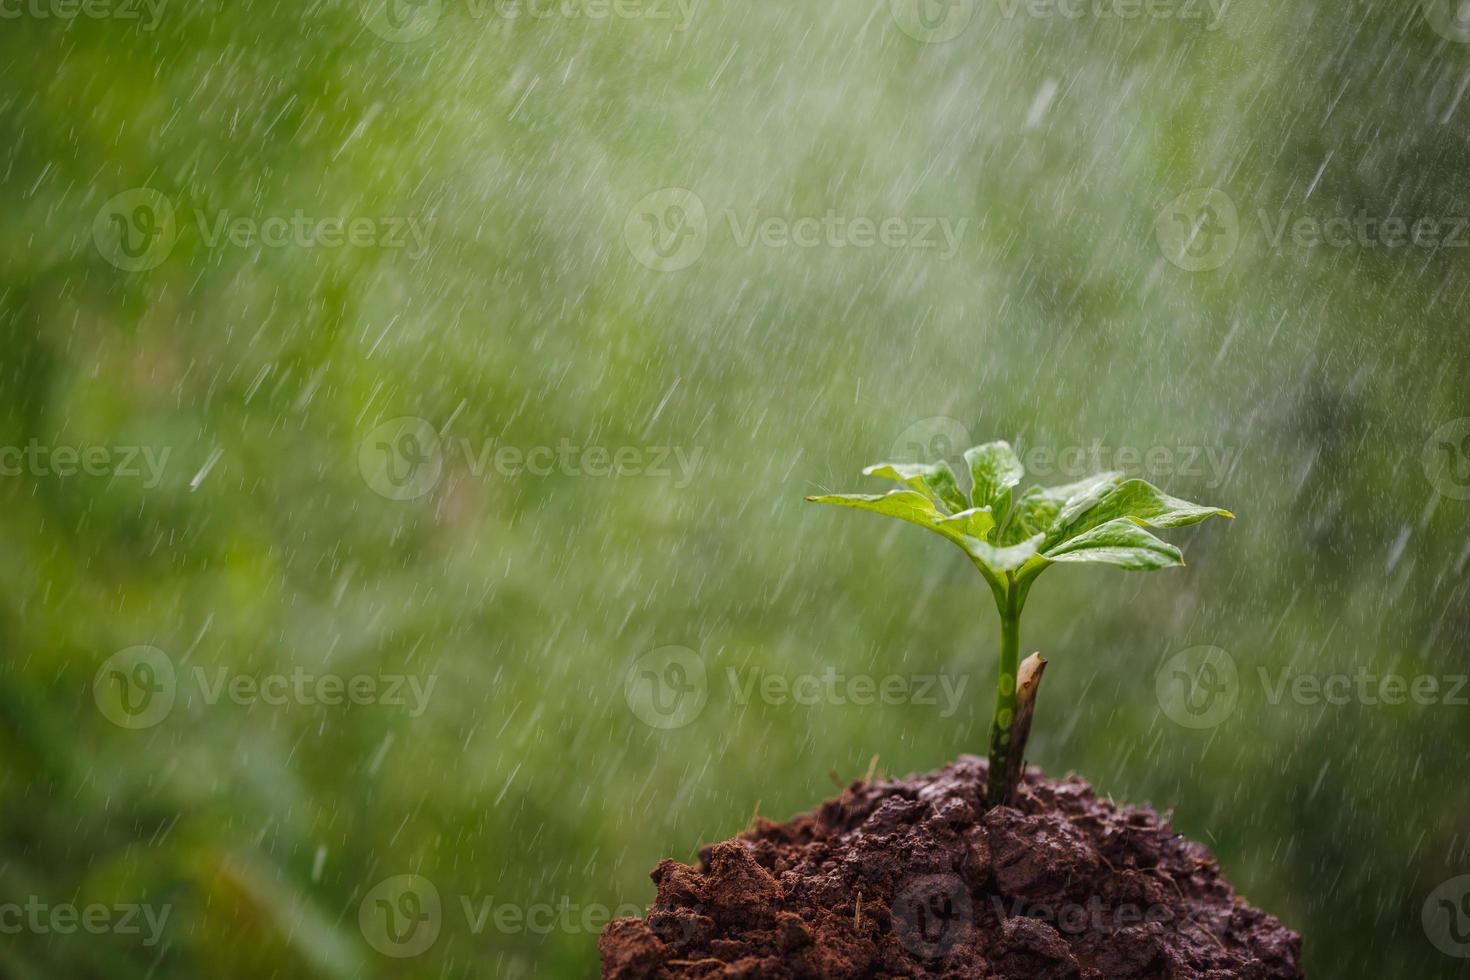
[3, 0, 1470, 976]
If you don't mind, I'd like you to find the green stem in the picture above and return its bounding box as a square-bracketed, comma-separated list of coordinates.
[986, 577, 1022, 808]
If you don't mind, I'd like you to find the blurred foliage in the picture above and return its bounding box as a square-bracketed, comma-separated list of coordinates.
[2, 0, 1470, 976]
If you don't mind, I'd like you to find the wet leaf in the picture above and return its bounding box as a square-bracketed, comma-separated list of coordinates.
[1038, 518, 1185, 571]
[862, 461, 969, 514]
[964, 442, 1024, 532]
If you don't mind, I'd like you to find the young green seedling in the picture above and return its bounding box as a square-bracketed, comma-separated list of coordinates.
[808, 441, 1232, 809]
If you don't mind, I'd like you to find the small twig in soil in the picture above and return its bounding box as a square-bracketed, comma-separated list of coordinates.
[853, 890, 863, 930]
[746, 799, 761, 833]
[1195, 921, 1229, 952]
[1147, 865, 1187, 904]
[863, 754, 880, 785]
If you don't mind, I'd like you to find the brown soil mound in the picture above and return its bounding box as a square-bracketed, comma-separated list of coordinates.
[600, 756, 1303, 979]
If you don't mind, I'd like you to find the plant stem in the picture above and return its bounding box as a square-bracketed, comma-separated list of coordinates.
[986, 577, 1022, 809]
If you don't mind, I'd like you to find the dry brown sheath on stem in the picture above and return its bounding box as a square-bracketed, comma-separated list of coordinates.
[1001, 652, 1047, 806]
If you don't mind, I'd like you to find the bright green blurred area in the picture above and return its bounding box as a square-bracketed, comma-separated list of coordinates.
[2, 0, 1469, 976]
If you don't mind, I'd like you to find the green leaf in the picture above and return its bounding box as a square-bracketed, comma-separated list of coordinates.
[1056, 478, 1234, 540]
[811, 448, 1232, 596]
[807, 490, 1007, 596]
[806, 490, 966, 545]
[963, 532, 1044, 572]
[936, 506, 998, 542]
[989, 471, 1123, 547]
[964, 442, 1024, 531]
[1039, 518, 1184, 570]
[1004, 473, 1114, 544]
[1005, 487, 1062, 543]
[1050, 471, 1126, 537]
[862, 461, 969, 514]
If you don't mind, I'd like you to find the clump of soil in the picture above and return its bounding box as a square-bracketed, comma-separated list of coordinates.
[600, 756, 1302, 979]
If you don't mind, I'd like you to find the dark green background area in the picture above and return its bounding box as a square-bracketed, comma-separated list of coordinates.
[2, 0, 1469, 976]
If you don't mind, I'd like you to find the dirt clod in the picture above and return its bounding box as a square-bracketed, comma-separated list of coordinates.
[600, 756, 1303, 979]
